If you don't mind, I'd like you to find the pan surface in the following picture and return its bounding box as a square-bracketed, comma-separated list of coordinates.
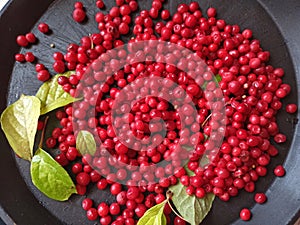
[0, 0, 299, 224]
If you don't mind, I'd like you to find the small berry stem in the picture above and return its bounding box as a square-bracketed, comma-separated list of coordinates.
[89, 34, 94, 49]
[201, 113, 212, 128]
[38, 116, 49, 148]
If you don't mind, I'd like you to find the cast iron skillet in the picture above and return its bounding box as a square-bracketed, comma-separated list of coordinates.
[0, 0, 299, 224]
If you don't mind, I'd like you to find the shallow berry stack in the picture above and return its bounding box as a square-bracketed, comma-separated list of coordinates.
[19, 0, 296, 224]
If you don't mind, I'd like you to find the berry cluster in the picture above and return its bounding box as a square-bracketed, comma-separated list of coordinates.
[14, 0, 298, 224]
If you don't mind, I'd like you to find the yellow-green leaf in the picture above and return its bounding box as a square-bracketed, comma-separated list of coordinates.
[30, 148, 77, 201]
[36, 71, 78, 115]
[137, 200, 167, 225]
[169, 183, 215, 225]
[0, 95, 41, 161]
[76, 130, 97, 156]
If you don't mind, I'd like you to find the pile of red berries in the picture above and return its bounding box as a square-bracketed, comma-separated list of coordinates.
[16, 0, 297, 224]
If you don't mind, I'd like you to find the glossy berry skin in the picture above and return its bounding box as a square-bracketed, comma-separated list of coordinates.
[25, 52, 35, 62]
[76, 172, 91, 186]
[38, 23, 50, 33]
[73, 8, 86, 23]
[37, 70, 50, 82]
[174, 216, 186, 225]
[16, 35, 29, 47]
[74, 1, 83, 8]
[274, 165, 285, 177]
[53, 60, 66, 73]
[72, 163, 83, 174]
[82, 198, 93, 210]
[286, 104, 297, 114]
[25, 32, 37, 43]
[76, 184, 86, 195]
[240, 208, 251, 221]
[15, 53, 25, 62]
[96, 0, 105, 9]
[97, 202, 109, 217]
[35, 63, 45, 72]
[86, 208, 98, 221]
[97, 179, 108, 190]
[110, 183, 122, 195]
[254, 193, 267, 204]
[109, 203, 120, 215]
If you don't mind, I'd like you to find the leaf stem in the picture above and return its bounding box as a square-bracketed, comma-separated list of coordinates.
[38, 116, 49, 148]
[166, 190, 188, 222]
[167, 201, 188, 222]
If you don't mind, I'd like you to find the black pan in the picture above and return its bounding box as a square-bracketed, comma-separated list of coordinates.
[0, 0, 299, 224]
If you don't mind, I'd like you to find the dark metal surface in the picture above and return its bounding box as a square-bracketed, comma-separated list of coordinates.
[0, 0, 299, 225]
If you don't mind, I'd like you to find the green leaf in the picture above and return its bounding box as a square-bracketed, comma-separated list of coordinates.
[36, 71, 78, 115]
[137, 200, 167, 225]
[169, 183, 215, 225]
[215, 74, 222, 82]
[184, 165, 195, 176]
[0, 95, 41, 161]
[30, 148, 77, 201]
[76, 130, 97, 156]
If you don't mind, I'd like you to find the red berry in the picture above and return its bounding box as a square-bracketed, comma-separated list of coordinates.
[38, 23, 50, 33]
[46, 137, 56, 148]
[53, 60, 66, 73]
[96, 0, 105, 9]
[100, 216, 112, 225]
[97, 178, 108, 190]
[73, 8, 86, 23]
[82, 198, 93, 210]
[15, 53, 25, 62]
[174, 216, 186, 225]
[16, 35, 29, 47]
[195, 187, 206, 198]
[126, 187, 140, 200]
[74, 1, 83, 9]
[55, 153, 69, 166]
[274, 133, 286, 143]
[25, 52, 35, 62]
[37, 70, 50, 82]
[254, 193, 267, 204]
[76, 172, 91, 186]
[161, 10, 170, 20]
[76, 184, 86, 195]
[110, 183, 122, 195]
[240, 208, 251, 221]
[35, 63, 45, 72]
[37, 121, 44, 130]
[286, 104, 297, 113]
[72, 163, 83, 174]
[97, 202, 109, 217]
[135, 204, 147, 218]
[119, 22, 130, 35]
[25, 32, 37, 43]
[274, 165, 285, 177]
[109, 203, 121, 215]
[86, 208, 98, 221]
[207, 7, 217, 17]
